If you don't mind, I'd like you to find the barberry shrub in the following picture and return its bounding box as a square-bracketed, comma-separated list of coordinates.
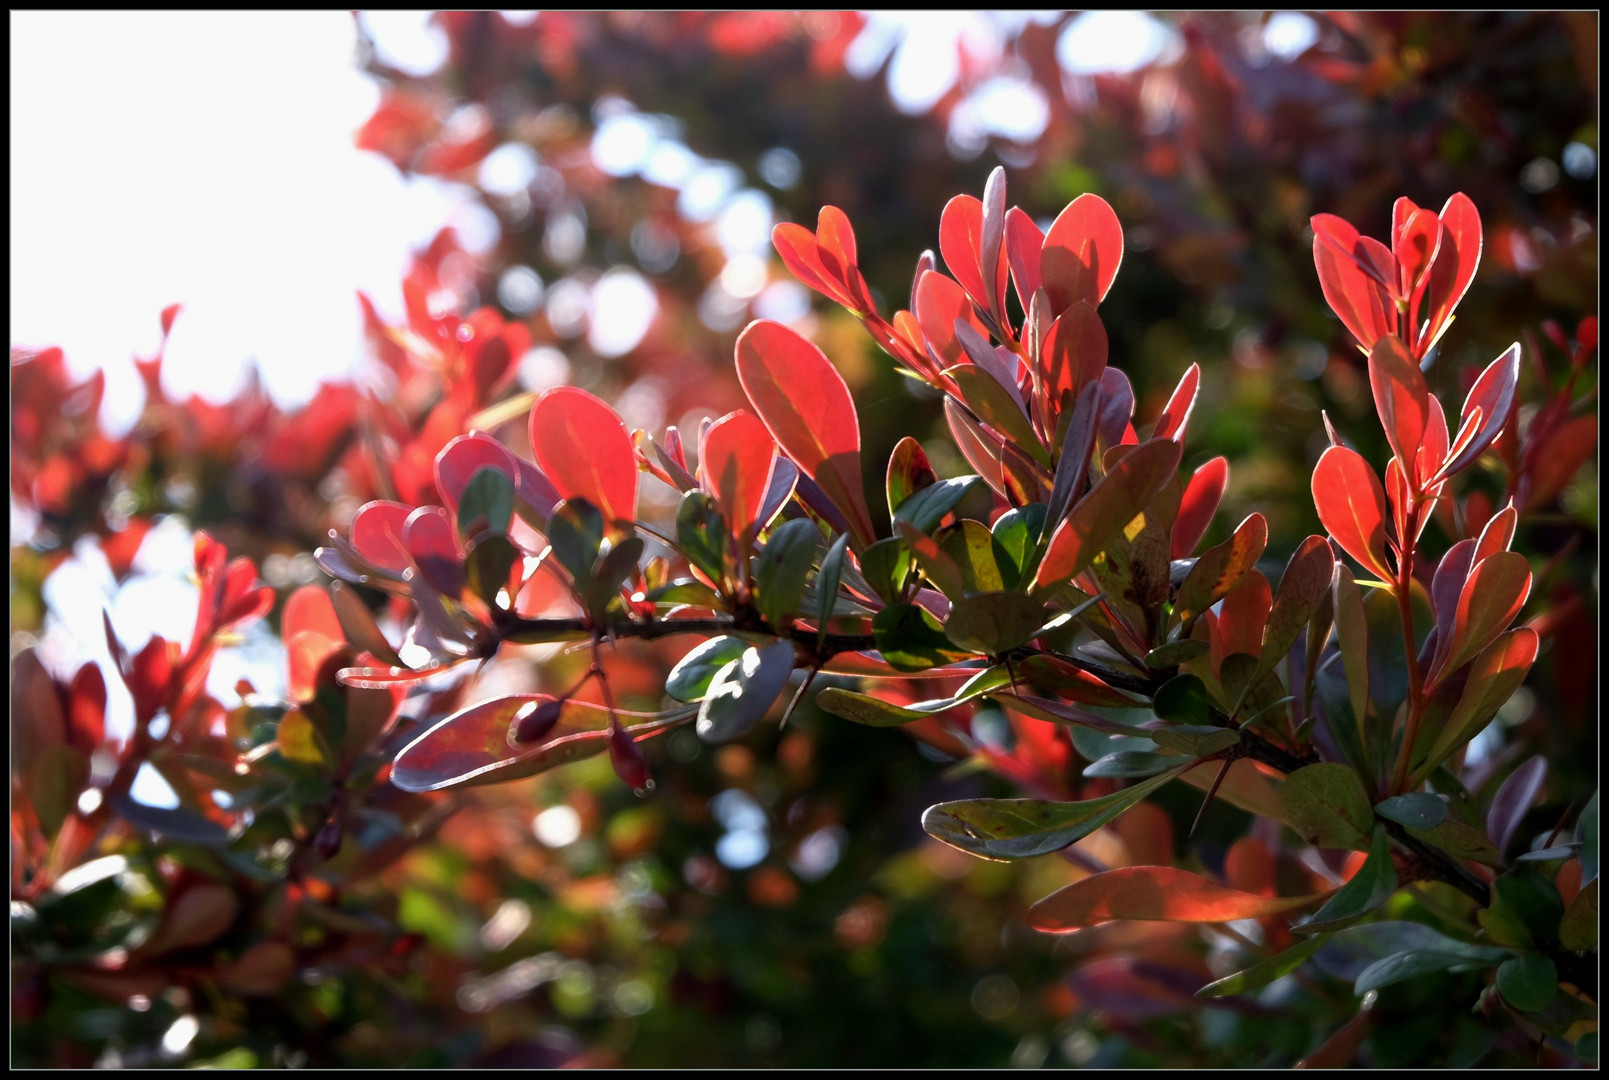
[12, 166, 1596, 1065]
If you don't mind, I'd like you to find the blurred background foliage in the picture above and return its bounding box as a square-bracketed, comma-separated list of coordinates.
[11, 10, 1597, 1068]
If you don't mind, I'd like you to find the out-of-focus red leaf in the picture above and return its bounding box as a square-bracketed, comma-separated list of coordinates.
[1522, 413, 1596, 510]
[1172, 456, 1228, 558]
[66, 663, 106, 754]
[350, 501, 416, 575]
[1040, 193, 1124, 312]
[699, 409, 776, 550]
[735, 320, 876, 549]
[529, 387, 638, 526]
[403, 505, 463, 599]
[1311, 446, 1393, 583]
[283, 585, 345, 647]
[1034, 439, 1182, 591]
[1028, 865, 1322, 933]
[287, 631, 345, 703]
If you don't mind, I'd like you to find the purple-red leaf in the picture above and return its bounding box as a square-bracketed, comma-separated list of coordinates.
[1487, 757, 1547, 860]
[1430, 550, 1531, 689]
[403, 505, 462, 599]
[349, 500, 414, 575]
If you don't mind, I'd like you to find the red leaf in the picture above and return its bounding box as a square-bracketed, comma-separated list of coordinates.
[735, 320, 876, 549]
[529, 387, 638, 526]
[699, 409, 777, 550]
[915, 270, 988, 368]
[1430, 550, 1532, 690]
[1473, 502, 1517, 565]
[1172, 456, 1228, 558]
[434, 433, 518, 519]
[945, 397, 1006, 497]
[287, 631, 345, 703]
[66, 663, 106, 754]
[1037, 300, 1107, 435]
[773, 222, 858, 310]
[1040, 193, 1124, 312]
[1367, 336, 1430, 480]
[1153, 363, 1200, 442]
[1522, 414, 1596, 511]
[1034, 439, 1183, 591]
[1394, 206, 1442, 313]
[1313, 216, 1396, 352]
[1418, 193, 1482, 357]
[1003, 206, 1044, 312]
[403, 506, 463, 599]
[283, 586, 345, 646]
[1217, 569, 1271, 661]
[1028, 865, 1322, 933]
[1311, 446, 1393, 583]
[938, 195, 990, 312]
[350, 501, 416, 575]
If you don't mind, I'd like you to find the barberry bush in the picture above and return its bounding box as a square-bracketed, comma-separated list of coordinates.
[12, 12, 1597, 1069]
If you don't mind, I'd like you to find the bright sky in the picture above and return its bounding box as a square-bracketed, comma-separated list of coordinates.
[10, 11, 481, 432]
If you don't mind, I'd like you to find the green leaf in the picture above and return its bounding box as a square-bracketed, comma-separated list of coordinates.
[550, 498, 606, 583]
[894, 475, 982, 534]
[1197, 935, 1330, 999]
[885, 435, 938, 520]
[1296, 823, 1398, 933]
[1375, 793, 1448, 831]
[818, 687, 953, 727]
[26, 744, 89, 838]
[943, 591, 1047, 655]
[814, 532, 851, 651]
[755, 519, 819, 628]
[1145, 638, 1208, 669]
[666, 636, 751, 703]
[1082, 750, 1182, 778]
[696, 639, 796, 742]
[938, 519, 1004, 594]
[464, 533, 520, 609]
[1496, 953, 1558, 1012]
[921, 766, 1187, 860]
[675, 491, 727, 585]
[1559, 878, 1597, 950]
[1354, 947, 1508, 995]
[277, 709, 333, 770]
[1405, 818, 1501, 865]
[456, 465, 514, 542]
[859, 537, 912, 606]
[872, 603, 971, 672]
[645, 578, 722, 608]
[1148, 724, 1239, 756]
[990, 504, 1046, 587]
[1477, 869, 1564, 948]
[1152, 673, 1210, 726]
[1282, 762, 1375, 851]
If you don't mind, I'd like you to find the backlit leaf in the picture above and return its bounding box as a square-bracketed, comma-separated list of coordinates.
[1312, 446, 1393, 583]
[1040, 193, 1123, 312]
[1034, 439, 1182, 592]
[529, 386, 638, 526]
[1030, 865, 1321, 934]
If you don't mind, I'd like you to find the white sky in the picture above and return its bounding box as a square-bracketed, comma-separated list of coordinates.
[10, 11, 477, 431]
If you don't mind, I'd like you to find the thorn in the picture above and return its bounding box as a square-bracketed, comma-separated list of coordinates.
[1190, 756, 1235, 840]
